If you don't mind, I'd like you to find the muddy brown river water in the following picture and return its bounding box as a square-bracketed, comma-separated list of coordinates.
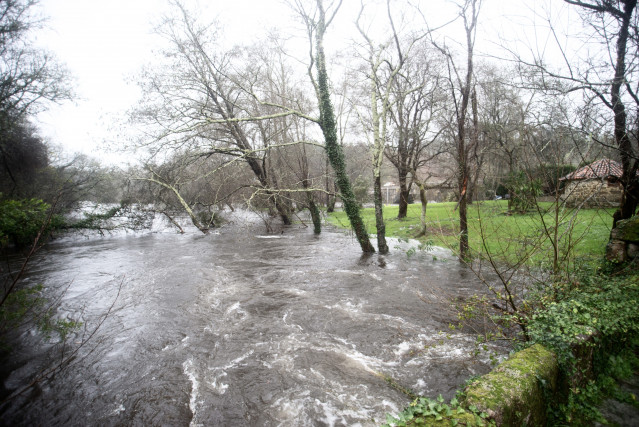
[1, 213, 505, 426]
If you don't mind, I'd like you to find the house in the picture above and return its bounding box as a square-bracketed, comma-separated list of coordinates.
[559, 159, 629, 208]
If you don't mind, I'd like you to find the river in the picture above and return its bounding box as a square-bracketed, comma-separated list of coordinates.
[1, 212, 505, 426]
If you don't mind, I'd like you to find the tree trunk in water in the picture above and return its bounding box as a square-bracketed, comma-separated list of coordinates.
[273, 195, 292, 225]
[373, 174, 389, 253]
[162, 211, 185, 234]
[453, 0, 479, 261]
[308, 199, 322, 234]
[314, 1, 375, 253]
[182, 203, 208, 234]
[303, 178, 321, 234]
[459, 187, 469, 260]
[154, 178, 209, 234]
[245, 157, 292, 225]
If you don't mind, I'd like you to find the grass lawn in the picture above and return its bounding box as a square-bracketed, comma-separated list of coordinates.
[327, 200, 615, 265]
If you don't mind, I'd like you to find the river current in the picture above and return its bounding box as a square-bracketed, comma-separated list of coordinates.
[1, 212, 504, 426]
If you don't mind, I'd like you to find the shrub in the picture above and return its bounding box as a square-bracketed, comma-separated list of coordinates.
[505, 171, 543, 213]
[0, 198, 60, 248]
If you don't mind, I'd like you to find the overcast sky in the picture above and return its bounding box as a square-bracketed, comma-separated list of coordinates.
[33, 0, 575, 166]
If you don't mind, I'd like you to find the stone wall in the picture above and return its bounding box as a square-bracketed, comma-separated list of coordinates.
[562, 179, 622, 208]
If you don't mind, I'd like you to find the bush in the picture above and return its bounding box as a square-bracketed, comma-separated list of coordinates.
[528, 273, 639, 364]
[0, 198, 60, 248]
[527, 271, 639, 424]
[352, 177, 371, 205]
[505, 171, 542, 213]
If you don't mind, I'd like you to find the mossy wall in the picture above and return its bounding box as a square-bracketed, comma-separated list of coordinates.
[405, 344, 559, 426]
[462, 344, 558, 425]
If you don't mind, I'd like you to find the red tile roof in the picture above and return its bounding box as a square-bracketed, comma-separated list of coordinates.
[560, 158, 624, 181]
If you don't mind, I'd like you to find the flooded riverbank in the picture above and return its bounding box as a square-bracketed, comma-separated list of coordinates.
[1, 213, 505, 426]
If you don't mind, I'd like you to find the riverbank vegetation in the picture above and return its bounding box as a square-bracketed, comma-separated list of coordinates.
[377, 268, 639, 426]
[329, 200, 638, 425]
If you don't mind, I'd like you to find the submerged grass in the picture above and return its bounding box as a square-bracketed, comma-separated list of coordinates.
[327, 200, 614, 265]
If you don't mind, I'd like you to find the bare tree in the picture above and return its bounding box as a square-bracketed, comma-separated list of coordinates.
[0, 0, 72, 197]
[385, 44, 446, 220]
[133, 3, 325, 227]
[0, 0, 72, 122]
[434, 0, 482, 260]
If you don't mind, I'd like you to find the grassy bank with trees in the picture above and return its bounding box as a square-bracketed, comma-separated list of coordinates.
[328, 200, 615, 266]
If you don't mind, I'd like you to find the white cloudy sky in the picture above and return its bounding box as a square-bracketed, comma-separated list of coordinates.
[32, 0, 576, 165]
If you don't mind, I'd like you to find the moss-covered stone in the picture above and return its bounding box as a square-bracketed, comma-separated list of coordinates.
[462, 344, 558, 425]
[407, 413, 477, 426]
[613, 215, 639, 242]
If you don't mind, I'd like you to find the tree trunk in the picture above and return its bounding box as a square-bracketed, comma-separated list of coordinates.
[457, 95, 470, 260]
[611, 0, 639, 227]
[162, 211, 185, 234]
[176, 195, 208, 234]
[418, 183, 428, 236]
[397, 171, 409, 219]
[327, 190, 336, 213]
[370, 85, 389, 252]
[459, 179, 470, 259]
[303, 177, 321, 235]
[314, 0, 375, 253]
[373, 174, 389, 253]
[228, 116, 293, 226]
[141, 176, 209, 234]
[272, 193, 292, 225]
[308, 199, 322, 234]
[454, 0, 479, 261]
[325, 159, 336, 213]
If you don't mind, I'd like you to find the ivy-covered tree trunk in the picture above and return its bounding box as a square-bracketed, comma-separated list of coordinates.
[308, 199, 322, 234]
[562, 0, 638, 228]
[325, 156, 336, 212]
[315, 0, 375, 253]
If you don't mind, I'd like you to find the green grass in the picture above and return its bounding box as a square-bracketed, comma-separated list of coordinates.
[327, 200, 614, 265]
